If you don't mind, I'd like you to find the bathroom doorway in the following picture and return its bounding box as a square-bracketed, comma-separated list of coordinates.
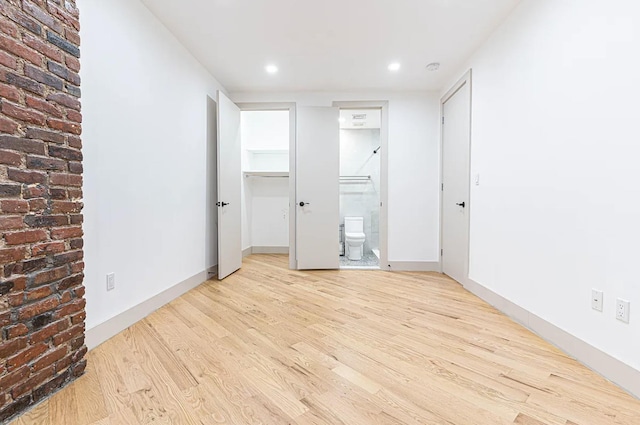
[339, 108, 382, 269]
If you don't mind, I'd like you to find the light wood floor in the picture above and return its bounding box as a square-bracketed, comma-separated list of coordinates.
[11, 254, 640, 424]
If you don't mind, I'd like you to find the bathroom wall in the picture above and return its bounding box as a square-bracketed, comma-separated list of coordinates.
[340, 128, 381, 254]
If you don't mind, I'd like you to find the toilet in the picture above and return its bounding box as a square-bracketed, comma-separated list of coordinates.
[344, 217, 366, 260]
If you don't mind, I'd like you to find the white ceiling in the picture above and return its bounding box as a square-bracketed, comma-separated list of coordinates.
[140, 0, 521, 93]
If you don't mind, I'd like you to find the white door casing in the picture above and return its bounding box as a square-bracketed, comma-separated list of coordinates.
[441, 72, 471, 283]
[217, 91, 243, 279]
[296, 106, 340, 269]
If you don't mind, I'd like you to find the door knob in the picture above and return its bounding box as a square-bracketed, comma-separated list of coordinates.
[299, 201, 310, 207]
[217, 202, 229, 207]
[456, 202, 465, 208]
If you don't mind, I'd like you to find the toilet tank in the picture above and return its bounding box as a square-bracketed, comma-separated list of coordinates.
[344, 217, 364, 234]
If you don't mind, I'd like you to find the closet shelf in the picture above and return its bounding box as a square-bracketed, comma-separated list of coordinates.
[243, 171, 289, 178]
[245, 149, 289, 154]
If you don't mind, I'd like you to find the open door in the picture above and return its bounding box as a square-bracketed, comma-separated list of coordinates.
[217, 91, 242, 279]
[441, 74, 471, 284]
[296, 106, 340, 269]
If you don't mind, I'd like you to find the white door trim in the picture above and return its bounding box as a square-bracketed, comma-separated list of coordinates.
[332, 100, 389, 269]
[236, 102, 297, 270]
[439, 70, 473, 279]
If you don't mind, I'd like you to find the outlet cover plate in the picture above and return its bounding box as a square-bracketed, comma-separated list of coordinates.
[616, 298, 630, 323]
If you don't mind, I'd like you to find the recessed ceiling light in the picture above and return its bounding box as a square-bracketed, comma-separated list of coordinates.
[388, 62, 401, 72]
[338, 117, 346, 123]
[426, 62, 440, 71]
[265, 64, 278, 74]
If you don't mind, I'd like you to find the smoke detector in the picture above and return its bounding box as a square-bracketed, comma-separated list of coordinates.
[426, 62, 440, 72]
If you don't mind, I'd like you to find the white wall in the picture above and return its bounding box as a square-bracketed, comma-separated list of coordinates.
[80, 0, 225, 331]
[452, 0, 640, 372]
[231, 92, 441, 264]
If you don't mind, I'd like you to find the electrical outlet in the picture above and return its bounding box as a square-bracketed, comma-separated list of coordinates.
[591, 289, 603, 312]
[106, 273, 115, 291]
[616, 298, 630, 323]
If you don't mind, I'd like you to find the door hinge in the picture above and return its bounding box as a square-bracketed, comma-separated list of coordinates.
[441, 249, 443, 256]
[441, 183, 444, 191]
[442, 116, 445, 125]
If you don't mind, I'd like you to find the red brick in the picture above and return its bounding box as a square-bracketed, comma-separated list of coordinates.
[0, 34, 42, 66]
[25, 96, 63, 118]
[0, 199, 30, 213]
[22, 32, 64, 62]
[47, 3, 80, 31]
[4, 229, 47, 245]
[7, 343, 48, 371]
[30, 320, 67, 344]
[18, 297, 59, 320]
[67, 135, 81, 149]
[0, 149, 21, 165]
[26, 286, 53, 301]
[66, 109, 81, 123]
[55, 298, 85, 319]
[1, 102, 46, 125]
[23, 0, 63, 34]
[0, 247, 27, 263]
[33, 266, 69, 286]
[50, 173, 81, 187]
[0, 82, 20, 102]
[32, 346, 67, 373]
[29, 198, 47, 212]
[68, 188, 82, 199]
[47, 118, 81, 135]
[65, 55, 80, 73]
[60, 290, 72, 303]
[0, 366, 29, 393]
[0, 311, 11, 327]
[50, 226, 82, 240]
[0, 135, 46, 154]
[0, 216, 24, 230]
[70, 310, 85, 325]
[0, 50, 18, 70]
[7, 168, 46, 184]
[32, 241, 65, 256]
[65, 28, 80, 45]
[6, 323, 29, 339]
[51, 201, 82, 213]
[11, 277, 27, 291]
[0, 338, 27, 359]
[52, 324, 83, 346]
[0, 17, 18, 37]
[0, 116, 19, 133]
[11, 365, 53, 398]
[73, 286, 85, 298]
[70, 261, 84, 274]
[24, 186, 46, 199]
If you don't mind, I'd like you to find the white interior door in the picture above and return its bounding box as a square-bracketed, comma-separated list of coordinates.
[442, 78, 471, 283]
[217, 91, 242, 279]
[296, 106, 340, 269]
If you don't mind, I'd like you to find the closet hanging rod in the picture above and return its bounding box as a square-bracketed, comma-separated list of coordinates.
[340, 175, 371, 179]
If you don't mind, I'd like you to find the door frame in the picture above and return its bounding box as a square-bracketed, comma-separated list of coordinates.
[332, 101, 389, 269]
[439, 70, 472, 281]
[236, 102, 297, 270]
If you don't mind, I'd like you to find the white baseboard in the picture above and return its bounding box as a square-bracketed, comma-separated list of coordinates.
[242, 247, 252, 257]
[386, 261, 440, 272]
[86, 270, 209, 351]
[463, 278, 640, 399]
[251, 246, 289, 254]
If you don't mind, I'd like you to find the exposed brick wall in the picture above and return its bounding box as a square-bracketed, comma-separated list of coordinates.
[0, 0, 85, 422]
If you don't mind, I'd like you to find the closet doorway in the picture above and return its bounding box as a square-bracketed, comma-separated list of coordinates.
[238, 104, 295, 268]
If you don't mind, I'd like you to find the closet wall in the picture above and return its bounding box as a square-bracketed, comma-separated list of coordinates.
[240, 111, 290, 252]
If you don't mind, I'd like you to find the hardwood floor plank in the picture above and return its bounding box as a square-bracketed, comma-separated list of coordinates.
[10, 254, 640, 425]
